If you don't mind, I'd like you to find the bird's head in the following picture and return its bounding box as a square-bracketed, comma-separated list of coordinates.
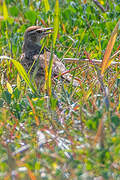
[23, 26, 53, 52]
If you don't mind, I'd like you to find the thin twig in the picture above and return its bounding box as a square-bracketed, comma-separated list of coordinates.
[63, 58, 120, 65]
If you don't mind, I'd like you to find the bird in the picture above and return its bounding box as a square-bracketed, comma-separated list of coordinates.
[21, 26, 79, 87]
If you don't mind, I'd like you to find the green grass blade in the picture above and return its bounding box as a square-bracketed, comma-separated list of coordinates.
[47, 0, 59, 95]
[53, 0, 59, 48]
[0, 56, 37, 93]
[11, 60, 37, 94]
[48, 48, 53, 95]
[43, 0, 50, 12]
[3, 1, 8, 20]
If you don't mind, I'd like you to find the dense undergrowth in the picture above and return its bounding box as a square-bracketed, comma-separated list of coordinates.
[0, 0, 120, 179]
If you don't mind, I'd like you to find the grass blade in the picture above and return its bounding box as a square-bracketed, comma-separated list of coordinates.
[3, 1, 8, 20]
[48, 0, 59, 95]
[101, 20, 120, 75]
[53, 0, 59, 48]
[7, 82, 13, 94]
[48, 49, 53, 96]
[43, 0, 50, 12]
[0, 56, 37, 93]
[11, 60, 37, 94]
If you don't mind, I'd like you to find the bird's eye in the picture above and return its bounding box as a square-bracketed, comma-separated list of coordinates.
[37, 30, 42, 34]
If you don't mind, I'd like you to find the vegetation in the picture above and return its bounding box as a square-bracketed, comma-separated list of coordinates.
[0, 0, 120, 179]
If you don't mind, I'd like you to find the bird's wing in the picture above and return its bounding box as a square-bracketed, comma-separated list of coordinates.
[21, 51, 79, 86]
[33, 51, 79, 86]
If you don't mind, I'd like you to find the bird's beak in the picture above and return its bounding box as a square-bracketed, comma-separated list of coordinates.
[29, 27, 53, 37]
[40, 27, 53, 37]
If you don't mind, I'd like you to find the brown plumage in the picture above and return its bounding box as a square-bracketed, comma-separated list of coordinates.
[21, 26, 79, 86]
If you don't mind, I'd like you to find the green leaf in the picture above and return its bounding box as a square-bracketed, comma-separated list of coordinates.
[46, 0, 59, 95]
[53, 0, 59, 48]
[3, 1, 8, 20]
[9, 6, 19, 17]
[24, 10, 36, 24]
[0, 56, 38, 94]
[7, 82, 13, 94]
[48, 49, 53, 96]
[43, 0, 50, 12]
[2, 91, 11, 104]
[17, 74, 21, 90]
[11, 60, 37, 94]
